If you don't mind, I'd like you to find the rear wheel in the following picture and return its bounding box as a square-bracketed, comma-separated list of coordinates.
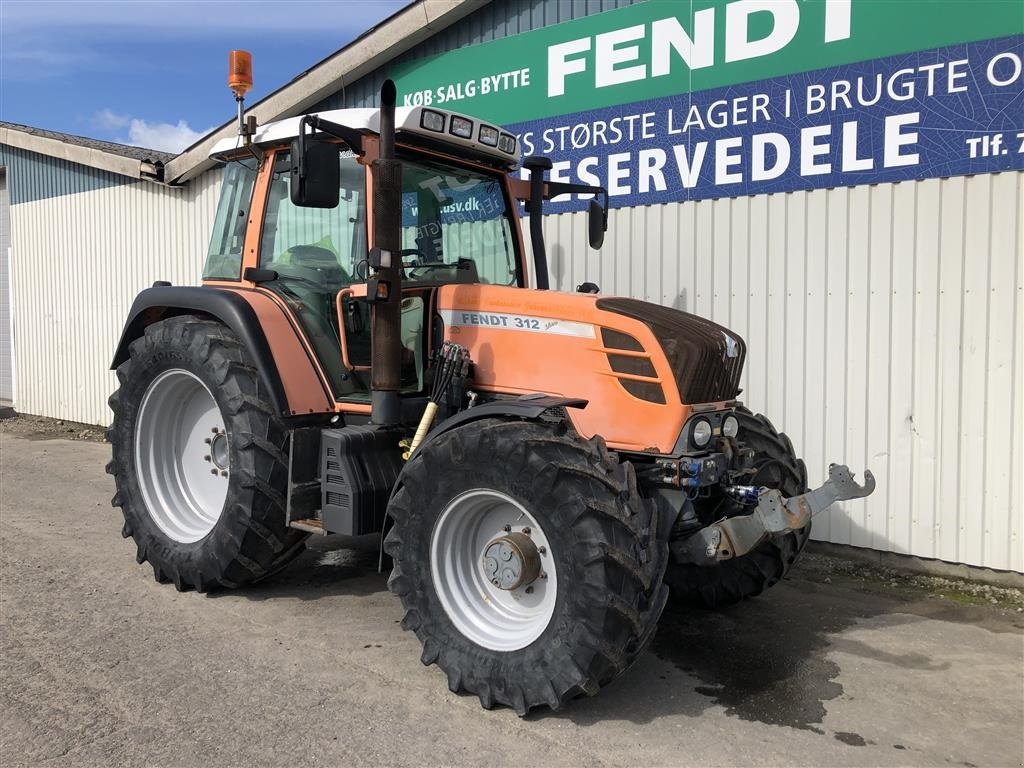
[664, 408, 809, 608]
[107, 315, 307, 591]
[385, 418, 669, 715]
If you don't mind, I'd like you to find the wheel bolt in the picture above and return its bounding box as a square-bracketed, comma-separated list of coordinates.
[211, 427, 219, 434]
[220, 470, 228, 477]
[503, 524, 511, 532]
[525, 586, 534, 594]
[210, 469, 218, 475]
[538, 546, 547, 555]
[540, 572, 547, 580]
[203, 437, 212, 445]
[204, 455, 212, 462]
[522, 527, 531, 535]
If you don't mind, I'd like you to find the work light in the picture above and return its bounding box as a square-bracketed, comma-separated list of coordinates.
[479, 125, 499, 146]
[449, 116, 473, 139]
[420, 109, 445, 132]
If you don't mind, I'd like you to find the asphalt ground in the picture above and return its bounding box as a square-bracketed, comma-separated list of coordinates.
[2, 432, 1022, 767]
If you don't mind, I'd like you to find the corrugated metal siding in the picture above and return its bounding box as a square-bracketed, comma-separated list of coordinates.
[8, 168, 222, 426]
[0, 144, 137, 204]
[314, 0, 642, 111]
[525, 171, 1023, 572]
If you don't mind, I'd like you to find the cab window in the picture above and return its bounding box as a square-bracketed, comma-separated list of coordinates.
[203, 162, 256, 280]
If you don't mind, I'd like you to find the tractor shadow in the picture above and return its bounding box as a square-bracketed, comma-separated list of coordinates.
[215, 534, 389, 601]
[536, 554, 964, 730]
[217, 531, 1003, 734]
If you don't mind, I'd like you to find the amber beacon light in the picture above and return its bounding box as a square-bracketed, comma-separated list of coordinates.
[228, 50, 255, 138]
[228, 50, 253, 97]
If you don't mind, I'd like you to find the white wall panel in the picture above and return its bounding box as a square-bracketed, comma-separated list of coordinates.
[530, 172, 1023, 572]
[9, 170, 222, 427]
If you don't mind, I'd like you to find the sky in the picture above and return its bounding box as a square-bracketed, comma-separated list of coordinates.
[0, 0, 408, 153]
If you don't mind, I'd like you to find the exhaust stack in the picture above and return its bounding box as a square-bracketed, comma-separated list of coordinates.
[369, 80, 403, 425]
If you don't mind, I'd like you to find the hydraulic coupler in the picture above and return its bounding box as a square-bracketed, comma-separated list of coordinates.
[673, 464, 875, 566]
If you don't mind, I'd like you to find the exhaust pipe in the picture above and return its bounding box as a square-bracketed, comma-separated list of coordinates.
[370, 80, 403, 425]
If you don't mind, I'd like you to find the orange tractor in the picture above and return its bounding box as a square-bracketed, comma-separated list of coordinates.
[108, 56, 873, 714]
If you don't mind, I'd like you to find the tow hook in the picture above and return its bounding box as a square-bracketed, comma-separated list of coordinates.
[674, 464, 876, 566]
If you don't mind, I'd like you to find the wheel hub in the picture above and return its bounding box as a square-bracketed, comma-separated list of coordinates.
[209, 430, 230, 470]
[482, 532, 541, 591]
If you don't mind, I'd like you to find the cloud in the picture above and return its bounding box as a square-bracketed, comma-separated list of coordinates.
[123, 118, 212, 153]
[92, 109, 130, 131]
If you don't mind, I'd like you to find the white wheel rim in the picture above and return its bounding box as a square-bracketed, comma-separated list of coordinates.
[134, 369, 229, 544]
[430, 489, 558, 652]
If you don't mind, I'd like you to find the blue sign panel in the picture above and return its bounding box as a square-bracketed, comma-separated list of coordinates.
[508, 36, 1024, 212]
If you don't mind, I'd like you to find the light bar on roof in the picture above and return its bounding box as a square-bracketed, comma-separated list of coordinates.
[498, 133, 516, 154]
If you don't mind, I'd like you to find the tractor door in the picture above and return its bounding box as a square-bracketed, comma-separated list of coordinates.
[256, 149, 368, 398]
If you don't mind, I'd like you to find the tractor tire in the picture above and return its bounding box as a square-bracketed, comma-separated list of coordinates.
[107, 315, 307, 592]
[384, 417, 669, 716]
[664, 408, 809, 609]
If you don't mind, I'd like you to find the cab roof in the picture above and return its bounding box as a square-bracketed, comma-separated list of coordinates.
[209, 106, 521, 170]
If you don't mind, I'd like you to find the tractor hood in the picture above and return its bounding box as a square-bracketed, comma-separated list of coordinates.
[436, 284, 746, 454]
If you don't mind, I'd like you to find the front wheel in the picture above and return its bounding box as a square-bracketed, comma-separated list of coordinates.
[385, 418, 668, 715]
[107, 315, 307, 591]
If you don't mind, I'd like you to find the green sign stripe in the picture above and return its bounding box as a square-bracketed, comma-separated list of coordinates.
[391, 0, 1024, 125]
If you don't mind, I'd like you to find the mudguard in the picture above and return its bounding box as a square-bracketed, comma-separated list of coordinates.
[111, 285, 331, 417]
[408, 394, 588, 462]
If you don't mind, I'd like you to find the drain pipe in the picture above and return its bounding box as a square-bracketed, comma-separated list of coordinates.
[369, 80, 403, 425]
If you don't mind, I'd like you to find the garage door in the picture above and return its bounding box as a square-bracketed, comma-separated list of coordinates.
[0, 169, 14, 405]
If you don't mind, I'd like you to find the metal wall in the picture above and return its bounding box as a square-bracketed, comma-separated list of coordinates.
[0, 169, 13, 404]
[523, 171, 1023, 573]
[4, 159, 222, 426]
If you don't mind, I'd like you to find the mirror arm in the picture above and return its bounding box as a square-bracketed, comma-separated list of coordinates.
[302, 115, 365, 157]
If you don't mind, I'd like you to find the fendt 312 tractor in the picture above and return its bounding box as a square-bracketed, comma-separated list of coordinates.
[108, 53, 874, 714]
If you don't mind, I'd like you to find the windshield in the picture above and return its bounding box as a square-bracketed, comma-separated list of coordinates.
[399, 156, 518, 286]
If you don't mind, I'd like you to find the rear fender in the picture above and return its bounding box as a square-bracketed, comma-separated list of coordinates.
[111, 285, 334, 418]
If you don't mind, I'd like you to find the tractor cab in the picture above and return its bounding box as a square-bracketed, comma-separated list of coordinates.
[203, 105, 545, 405]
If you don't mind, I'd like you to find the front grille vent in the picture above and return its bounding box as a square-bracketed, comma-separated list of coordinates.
[597, 298, 745, 404]
[599, 328, 666, 404]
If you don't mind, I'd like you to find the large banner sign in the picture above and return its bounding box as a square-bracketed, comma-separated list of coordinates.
[392, 0, 1024, 211]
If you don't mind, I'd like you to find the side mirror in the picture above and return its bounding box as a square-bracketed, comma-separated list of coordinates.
[290, 138, 339, 208]
[588, 198, 607, 250]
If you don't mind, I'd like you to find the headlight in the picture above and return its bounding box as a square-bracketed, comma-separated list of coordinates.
[722, 415, 739, 438]
[691, 419, 712, 447]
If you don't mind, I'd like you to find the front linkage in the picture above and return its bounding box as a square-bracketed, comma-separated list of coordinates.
[673, 463, 875, 566]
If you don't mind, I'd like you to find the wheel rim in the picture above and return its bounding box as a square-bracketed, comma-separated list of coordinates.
[134, 369, 229, 544]
[430, 489, 558, 652]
